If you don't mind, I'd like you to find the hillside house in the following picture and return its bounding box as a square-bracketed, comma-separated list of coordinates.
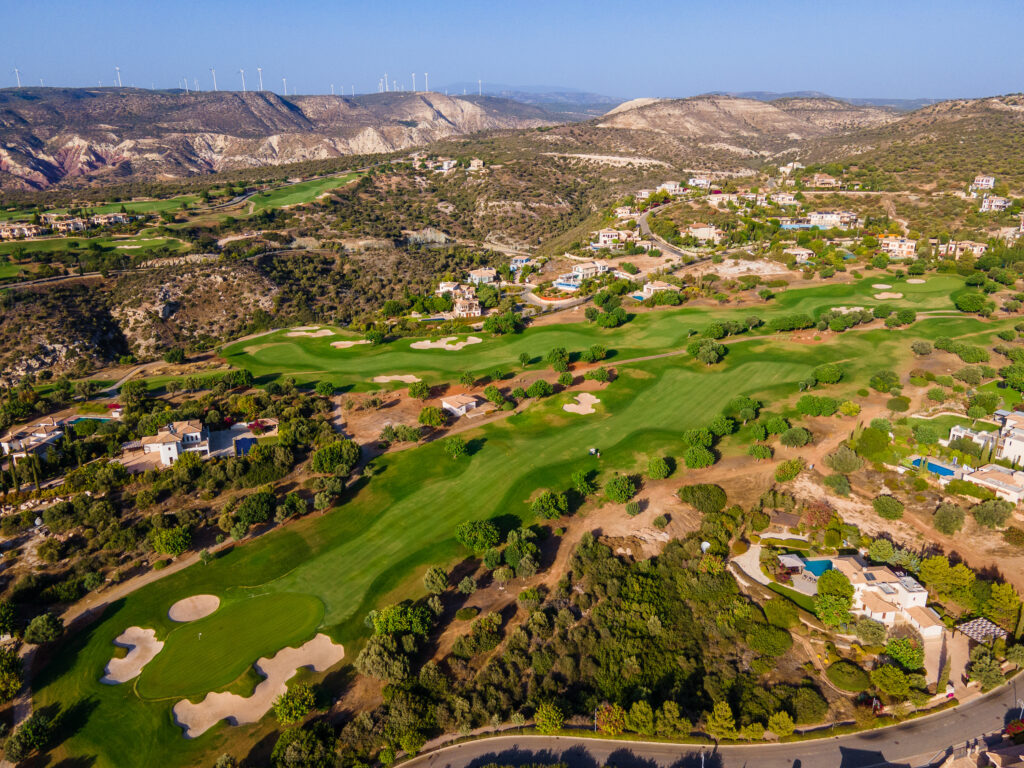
[635, 189, 652, 201]
[468, 158, 484, 171]
[688, 175, 712, 189]
[972, 175, 996, 190]
[779, 161, 804, 175]
[614, 206, 635, 219]
[963, 464, 1024, 504]
[0, 417, 64, 464]
[452, 297, 482, 318]
[435, 281, 461, 295]
[708, 193, 739, 207]
[52, 218, 88, 233]
[981, 195, 1011, 212]
[878, 235, 917, 260]
[770, 192, 797, 205]
[783, 246, 815, 264]
[467, 267, 497, 285]
[594, 228, 621, 247]
[509, 256, 533, 271]
[140, 420, 210, 467]
[657, 181, 684, 196]
[809, 173, 839, 188]
[808, 210, 858, 229]
[572, 261, 610, 280]
[0, 223, 43, 239]
[641, 280, 680, 299]
[687, 223, 725, 244]
[441, 394, 479, 418]
[934, 240, 988, 258]
[830, 557, 944, 638]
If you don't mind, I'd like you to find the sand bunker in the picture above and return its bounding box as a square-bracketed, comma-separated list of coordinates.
[832, 306, 865, 315]
[172, 633, 344, 738]
[286, 329, 334, 338]
[907, 278, 926, 284]
[410, 336, 482, 351]
[872, 283, 892, 289]
[169, 594, 220, 622]
[331, 339, 371, 349]
[290, 326, 320, 331]
[874, 292, 904, 300]
[372, 374, 421, 384]
[100, 627, 164, 684]
[563, 393, 601, 415]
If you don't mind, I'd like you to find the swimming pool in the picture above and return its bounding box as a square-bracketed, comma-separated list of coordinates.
[803, 559, 833, 577]
[68, 417, 111, 425]
[911, 458, 956, 477]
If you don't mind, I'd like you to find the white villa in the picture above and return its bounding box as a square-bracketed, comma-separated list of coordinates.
[972, 175, 996, 190]
[981, 195, 1011, 212]
[467, 267, 497, 285]
[441, 395, 479, 418]
[141, 420, 210, 467]
[641, 280, 680, 299]
[934, 240, 988, 259]
[657, 181, 685, 196]
[771, 192, 798, 205]
[688, 175, 713, 189]
[879, 235, 917, 260]
[0, 417, 65, 464]
[686, 223, 725, 244]
[783, 246, 815, 263]
[808, 210, 859, 229]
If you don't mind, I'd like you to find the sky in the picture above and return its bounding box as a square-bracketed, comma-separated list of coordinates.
[3, 0, 1023, 99]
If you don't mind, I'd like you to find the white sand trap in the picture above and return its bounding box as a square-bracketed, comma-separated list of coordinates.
[372, 374, 421, 384]
[872, 283, 893, 289]
[172, 633, 344, 738]
[291, 326, 320, 331]
[169, 594, 220, 622]
[286, 329, 334, 338]
[100, 627, 164, 684]
[410, 336, 483, 351]
[874, 292, 904, 300]
[907, 278, 926, 284]
[563, 393, 601, 415]
[331, 339, 371, 349]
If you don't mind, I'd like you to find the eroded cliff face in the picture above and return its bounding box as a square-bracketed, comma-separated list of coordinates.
[0, 90, 558, 189]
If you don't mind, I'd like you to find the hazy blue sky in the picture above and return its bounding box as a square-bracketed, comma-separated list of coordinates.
[3, 0, 1022, 98]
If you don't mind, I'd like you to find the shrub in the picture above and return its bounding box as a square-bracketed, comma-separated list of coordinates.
[746, 623, 793, 656]
[775, 459, 804, 483]
[678, 484, 727, 514]
[873, 495, 904, 520]
[455, 607, 479, 621]
[653, 514, 669, 529]
[973, 499, 1014, 529]
[934, 502, 965, 535]
[911, 341, 933, 356]
[647, 457, 671, 479]
[684, 445, 716, 469]
[827, 660, 870, 692]
[813, 363, 843, 384]
[605, 475, 638, 503]
[780, 427, 812, 447]
[532, 490, 569, 520]
[823, 474, 851, 496]
[764, 596, 798, 628]
[273, 681, 317, 725]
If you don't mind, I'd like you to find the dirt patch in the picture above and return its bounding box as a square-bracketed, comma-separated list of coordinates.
[286, 329, 334, 338]
[563, 393, 601, 414]
[172, 633, 345, 739]
[410, 336, 483, 351]
[331, 340, 371, 349]
[372, 374, 421, 384]
[874, 292, 904, 300]
[100, 627, 164, 684]
[168, 594, 220, 622]
[872, 283, 893, 289]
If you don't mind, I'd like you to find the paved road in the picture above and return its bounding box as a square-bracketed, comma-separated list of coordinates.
[403, 676, 1024, 768]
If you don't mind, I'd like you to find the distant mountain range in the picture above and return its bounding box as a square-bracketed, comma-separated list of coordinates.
[705, 90, 945, 112]
[440, 82, 622, 117]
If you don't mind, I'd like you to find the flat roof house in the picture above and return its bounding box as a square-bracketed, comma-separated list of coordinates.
[687, 223, 725, 244]
[688, 175, 712, 189]
[963, 464, 1024, 504]
[141, 420, 210, 467]
[783, 246, 815, 263]
[972, 175, 996, 189]
[770, 192, 797, 205]
[441, 394, 479, 418]
[828, 556, 943, 638]
[572, 261, 610, 280]
[641, 280, 680, 299]
[594, 228, 621, 247]
[657, 181, 684, 196]
[981, 195, 1010, 212]
[809, 173, 839, 188]
[935, 240, 988, 258]
[879, 235, 917, 260]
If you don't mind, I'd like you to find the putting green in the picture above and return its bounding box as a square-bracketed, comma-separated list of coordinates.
[135, 592, 324, 700]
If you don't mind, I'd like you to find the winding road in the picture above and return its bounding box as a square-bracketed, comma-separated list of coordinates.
[403, 676, 1024, 768]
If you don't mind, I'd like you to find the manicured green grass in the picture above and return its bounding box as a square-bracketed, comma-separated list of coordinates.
[32, 274, 1015, 767]
[0, 235, 189, 257]
[906, 415, 999, 439]
[250, 173, 361, 211]
[767, 582, 818, 614]
[136, 592, 324, 700]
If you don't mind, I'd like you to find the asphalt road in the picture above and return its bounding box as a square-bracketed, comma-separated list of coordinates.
[404, 677, 1024, 768]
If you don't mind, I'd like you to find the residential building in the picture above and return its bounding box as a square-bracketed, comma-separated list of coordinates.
[452, 297, 481, 318]
[778, 161, 804, 175]
[878, 235, 917, 260]
[467, 267, 497, 284]
[90, 212, 130, 226]
[441, 395, 479, 418]
[0, 223, 43, 239]
[594, 228, 621, 247]
[972, 175, 996, 190]
[435, 281, 461, 296]
[140, 420, 210, 467]
[962, 464, 1024, 504]
[934, 240, 988, 258]
[614, 206, 636, 219]
[981, 194, 1011, 212]
[52, 217, 88, 233]
[688, 175, 712, 189]
[635, 189, 652, 201]
[783, 246, 815, 264]
[572, 261, 610, 280]
[641, 280, 680, 299]
[809, 173, 839, 188]
[949, 410, 1024, 485]
[509, 256, 533, 271]
[708, 193, 739, 207]
[808, 210, 859, 229]
[0, 417, 64, 463]
[657, 180, 684, 196]
[829, 556, 944, 638]
[686, 223, 725, 244]
[770, 192, 797, 205]
[468, 158, 484, 171]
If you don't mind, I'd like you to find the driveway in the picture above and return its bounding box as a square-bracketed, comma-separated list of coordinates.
[730, 543, 769, 586]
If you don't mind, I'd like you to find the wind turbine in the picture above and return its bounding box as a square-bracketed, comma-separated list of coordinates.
[478, 78, 482, 96]
[239, 68, 246, 93]
[210, 67, 218, 91]
[424, 72, 428, 92]
[411, 73, 416, 91]
[194, 78, 199, 92]
[13, 67, 21, 88]
[257, 66, 263, 91]
[330, 83, 334, 95]
[115, 66, 122, 87]
[184, 78, 189, 94]
[384, 72, 389, 92]
[282, 77, 287, 96]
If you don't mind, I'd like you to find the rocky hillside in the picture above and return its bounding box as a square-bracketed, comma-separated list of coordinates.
[0, 88, 560, 190]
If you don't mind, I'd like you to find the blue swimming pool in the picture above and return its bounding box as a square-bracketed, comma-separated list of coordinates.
[911, 458, 955, 477]
[68, 417, 111, 425]
[804, 560, 833, 577]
